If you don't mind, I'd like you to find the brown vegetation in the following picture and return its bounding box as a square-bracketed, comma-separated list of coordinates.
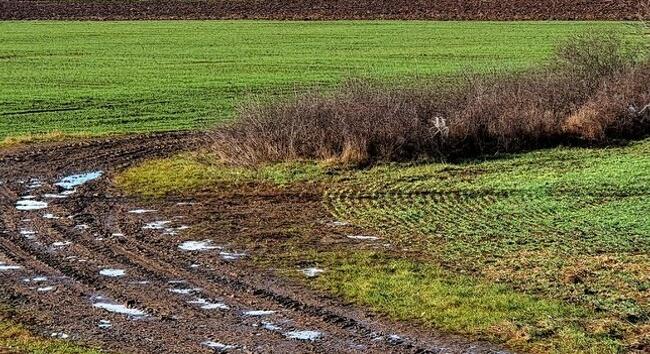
[212, 33, 650, 165]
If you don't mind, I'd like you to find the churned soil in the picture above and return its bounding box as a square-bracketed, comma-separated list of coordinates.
[0, 133, 507, 353]
[1, 0, 645, 20]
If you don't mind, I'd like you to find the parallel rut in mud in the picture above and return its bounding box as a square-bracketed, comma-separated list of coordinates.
[0, 134, 506, 353]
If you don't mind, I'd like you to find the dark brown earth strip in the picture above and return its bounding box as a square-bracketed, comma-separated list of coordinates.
[0, 134, 507, 353]
[0, 0, 645, 21]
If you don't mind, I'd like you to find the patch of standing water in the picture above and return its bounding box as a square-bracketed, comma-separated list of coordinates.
[37, 286, 55, 292]
[100, 269, 126, 277]
[128, 209, 157, 214]
[201, 341, 237, 352]
[98, 320, 112, 329]
[23, 276, 48, 283]
[55, 171, 103, 190]
[188, 298, 230, 310]
[284, 330, 322, 341]
[0, 263, 22, 271]
[347, 235, 379, 240]
[261, 322, 282, 331]
[169, 288, 201, 295]
[93, 302, 146, 318]
[243, 310, 275, 317]
[179, 240, 219, 251]
[301, 268, 324, 278]
[16, 200, 48, 211]
[220, 251, 245, 261]
[143, 221, 171, 230]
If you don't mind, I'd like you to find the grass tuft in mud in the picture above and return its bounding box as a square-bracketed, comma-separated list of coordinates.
[0, 313, 101, 354]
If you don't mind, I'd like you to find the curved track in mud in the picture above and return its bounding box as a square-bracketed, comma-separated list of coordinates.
[0, 133, 506, 353]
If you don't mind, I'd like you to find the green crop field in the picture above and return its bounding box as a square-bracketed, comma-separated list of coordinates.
[0, 20, 635, 141]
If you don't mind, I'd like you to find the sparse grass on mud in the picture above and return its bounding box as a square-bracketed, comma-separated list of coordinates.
[0, 313, 101, 354]
[117, 139, 650, 352]
[115, 153, 331, 197]
[0, 21, 634, 140]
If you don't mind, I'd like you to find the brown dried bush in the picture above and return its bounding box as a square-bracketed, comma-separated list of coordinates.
[211, 32, 650, 165]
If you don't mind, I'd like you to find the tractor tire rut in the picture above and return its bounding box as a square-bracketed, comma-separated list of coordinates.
[0, 133, 506, 353]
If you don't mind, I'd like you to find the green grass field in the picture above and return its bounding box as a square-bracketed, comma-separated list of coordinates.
[0, 21, 635, 140]
[117, 139, 650, 352]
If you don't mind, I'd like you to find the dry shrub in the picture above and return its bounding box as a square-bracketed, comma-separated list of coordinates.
[212, 32, 650, 165]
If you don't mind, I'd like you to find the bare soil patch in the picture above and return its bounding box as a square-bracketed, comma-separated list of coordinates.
[1, 0, 644, 20]
[0, 134, 505, 353]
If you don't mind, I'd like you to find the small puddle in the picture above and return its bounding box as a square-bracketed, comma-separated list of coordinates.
[128, 209, 157, 214]
[43, 213, 60, 219]
[55, 171, 103, 190]
[169, 288, 201, 295]
[261, 321, 282, 331]
[20, 230, 37, 239]
[220, 251, 245, 261]
[23, 276, 47, 283]
[99, 269, 126, 278]
[284, 330, 322, 341]
[50, 332, 69, 339]
[16, 200, 48, 211]
[143, 221, 172, 231]
[93, 302, 146, 317]
[201, 341, 237, 352]
[98, 320, 112, 329]
[301, 268, 324, 278]
[51, 241, 72, 248]
[37, 286, 55, 292]
[347, 235, 379, 241]
[179, 240, 219, 251]
[243, 310, 275, 317]
[188, 298, 229, 310]
[0, 263, 22, 271]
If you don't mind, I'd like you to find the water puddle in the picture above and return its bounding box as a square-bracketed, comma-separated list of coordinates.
[23, 276, 47, 283]
[201, 341, 237, 352]
[99, 269, 126, 278]
[243, 310, 275, 317]
[169, 287, 201, 295]
[111, 233, 124, 237]
[27, 179, 43, 189]
[55, 171, 103, 190]
[50, 332, 69, 339]
[20, 229, 37, 239]
[261, 321, 282, 331]
[16, 199, 48, 211]
[347, 235, 379, 241]
[0, 263, 22, 271]
[284, 330, 322, 341]
[98, 320, 112, 329]
[188, 298, 229, 310]
[128, 209, 157, 214]
[43, 192, 72, 199]
[93, 302, 146, 317]
[51, 241, 72, 248]
[179, 240, 219, 251]
[43, 213, 60, 219]
[329, 221, 349, 226]
[143, 221, 171, 230]
[220, 251, 245, 261]
[301, 268, 324, 278]
[37, 286, 55, 292]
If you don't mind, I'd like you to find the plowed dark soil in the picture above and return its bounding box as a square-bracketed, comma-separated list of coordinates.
[0, 133, 506, 353]
[1, 0, 645, 20]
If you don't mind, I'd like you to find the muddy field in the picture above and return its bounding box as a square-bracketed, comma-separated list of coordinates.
[1, 0, 644, 20]
[0, 134, 507, 353]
